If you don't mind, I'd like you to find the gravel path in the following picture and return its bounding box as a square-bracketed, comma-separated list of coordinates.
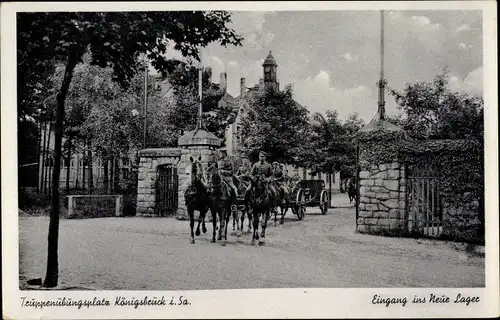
[19, 198, 484, 290]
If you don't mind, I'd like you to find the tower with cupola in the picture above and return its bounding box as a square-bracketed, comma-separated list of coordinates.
[262, 51, 279, 91]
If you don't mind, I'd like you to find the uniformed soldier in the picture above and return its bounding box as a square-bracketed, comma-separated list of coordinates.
[250, 151, 273, 178]
[245, 150, 272, 193]
[236, 157, 251, 177]
[272, 161, 286, 197]
[217, 148, 239, 197]
[289, 167, 302, 193]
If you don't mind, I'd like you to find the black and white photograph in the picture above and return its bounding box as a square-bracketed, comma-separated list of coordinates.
[2, 1, 498, 319]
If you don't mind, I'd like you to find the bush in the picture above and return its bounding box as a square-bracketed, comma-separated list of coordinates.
[18, 188, 51, 209]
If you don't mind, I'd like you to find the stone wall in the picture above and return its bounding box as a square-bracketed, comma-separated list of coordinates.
[136, 148, 181, 216]
[357, 162, 407, 234]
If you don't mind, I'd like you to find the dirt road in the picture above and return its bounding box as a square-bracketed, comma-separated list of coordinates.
[19, 199, 484, 290]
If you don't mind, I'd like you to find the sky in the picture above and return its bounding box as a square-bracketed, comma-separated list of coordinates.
[153, 10, 483, 123]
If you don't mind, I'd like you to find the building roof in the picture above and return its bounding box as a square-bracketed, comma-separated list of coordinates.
[178, 127, 222, 147]
[263, 51, 277, 66]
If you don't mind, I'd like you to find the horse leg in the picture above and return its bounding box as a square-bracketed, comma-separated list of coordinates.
[232, 206, 236, 231]
[239, 207, 245, 236]
[236, 207, 241, 232]
[274, 205, 277, 226]
[211, 208, 217, 243]
[247, 209, 253, 234]
[201, 207, 208, 234]
[280, 205, 285, 225]
[217, 208, 224, 241]
[224, 207, 231, 241]
[259, 210, 268, 246]
[195, 208, 204, 237]
[251, 209, 259, 245]
[188, 207, 195, 244]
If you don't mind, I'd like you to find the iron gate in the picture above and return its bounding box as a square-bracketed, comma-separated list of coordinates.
[156, 164, 178, 216]
[407, 163, 442, 236]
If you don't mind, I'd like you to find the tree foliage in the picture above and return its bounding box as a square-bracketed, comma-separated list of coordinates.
[238, 85, 311, 164]
[309, 111, 364, 176]
[389, 69, 484, 140]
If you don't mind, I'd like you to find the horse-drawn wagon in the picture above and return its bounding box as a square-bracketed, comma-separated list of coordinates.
[287, 179, 329, 219]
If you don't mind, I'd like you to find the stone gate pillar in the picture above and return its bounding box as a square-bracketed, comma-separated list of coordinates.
[176, 128, 221, 220]
[356, 120, 408, 235]
[136, 148, 181, 216]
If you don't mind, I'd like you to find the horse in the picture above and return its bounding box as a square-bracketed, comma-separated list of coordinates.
[347, 176, 357, 204]
[270, 179, 290, 226]
[232, 175, 253, 236]
[205, 162, 236, 245]
[247, 175, 273, 246]
[184, 156, 210, 244]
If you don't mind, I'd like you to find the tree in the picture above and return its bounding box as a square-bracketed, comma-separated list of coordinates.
[389, 69, 484, 140]
[18, 11, 242, 287]
[238, 85, 311, 164]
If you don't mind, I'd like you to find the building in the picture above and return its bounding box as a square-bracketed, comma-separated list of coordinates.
[223, 51, 340, 190]
[36, 120, 135, 193]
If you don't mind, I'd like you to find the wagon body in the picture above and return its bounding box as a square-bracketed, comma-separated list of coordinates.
[287, 179, 329, 219]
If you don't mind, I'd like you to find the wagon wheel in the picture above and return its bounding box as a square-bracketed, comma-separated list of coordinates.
[290, 188, 300, 215]
[320, 190, 329, 215]
[295, 189, 305, 220]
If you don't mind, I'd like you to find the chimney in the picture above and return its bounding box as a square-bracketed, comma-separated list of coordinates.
[220, 72, 227, 93]
[240, 77, 246, 98]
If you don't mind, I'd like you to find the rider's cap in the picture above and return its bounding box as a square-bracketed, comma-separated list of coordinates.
[259, 151, 267, 156]
[272, 161, 279, 165]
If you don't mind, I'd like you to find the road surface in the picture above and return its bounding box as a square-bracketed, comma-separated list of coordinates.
[19, 196, 484, 290]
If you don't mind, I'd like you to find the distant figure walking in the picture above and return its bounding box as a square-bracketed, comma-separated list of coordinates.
[347, 176, 357, 204]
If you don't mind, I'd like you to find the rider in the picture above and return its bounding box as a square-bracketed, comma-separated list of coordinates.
[272, 161, 286, 197]
[288, 167, 302, 193]
[217, 148, 239, 198]
[245, 150, 272, 193]
[236, 156, 251, 177]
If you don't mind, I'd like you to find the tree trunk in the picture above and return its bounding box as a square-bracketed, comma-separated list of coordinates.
[36, 120, 43, 193]
[45, 124, 52, 195]
[82, 141, 87, 190]
[110, 156, 115, 194]
[66, 136, 72, 194]
[75, 152, 80, 189]
[40, 121, 47, 193]
[88, 140, 93, 194]
[43, 53, 78, 288]
[103, 158, 109, 193]
[114, 156, 120, 193]
[329, 169, 332, 208]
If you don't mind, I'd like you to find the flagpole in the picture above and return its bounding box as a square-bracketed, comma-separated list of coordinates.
[143, 59, 148, 149]
[196, 53, 203, 130]
[377, 10, 386, 121]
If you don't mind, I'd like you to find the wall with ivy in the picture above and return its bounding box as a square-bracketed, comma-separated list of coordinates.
[402, 139, 484, 244]
[356, 126, 484, 244]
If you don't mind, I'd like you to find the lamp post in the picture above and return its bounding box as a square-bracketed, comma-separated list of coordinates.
[196, 52, 204, 130]
[377, 10, 386, 121]
[143, 59, 148, 149]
